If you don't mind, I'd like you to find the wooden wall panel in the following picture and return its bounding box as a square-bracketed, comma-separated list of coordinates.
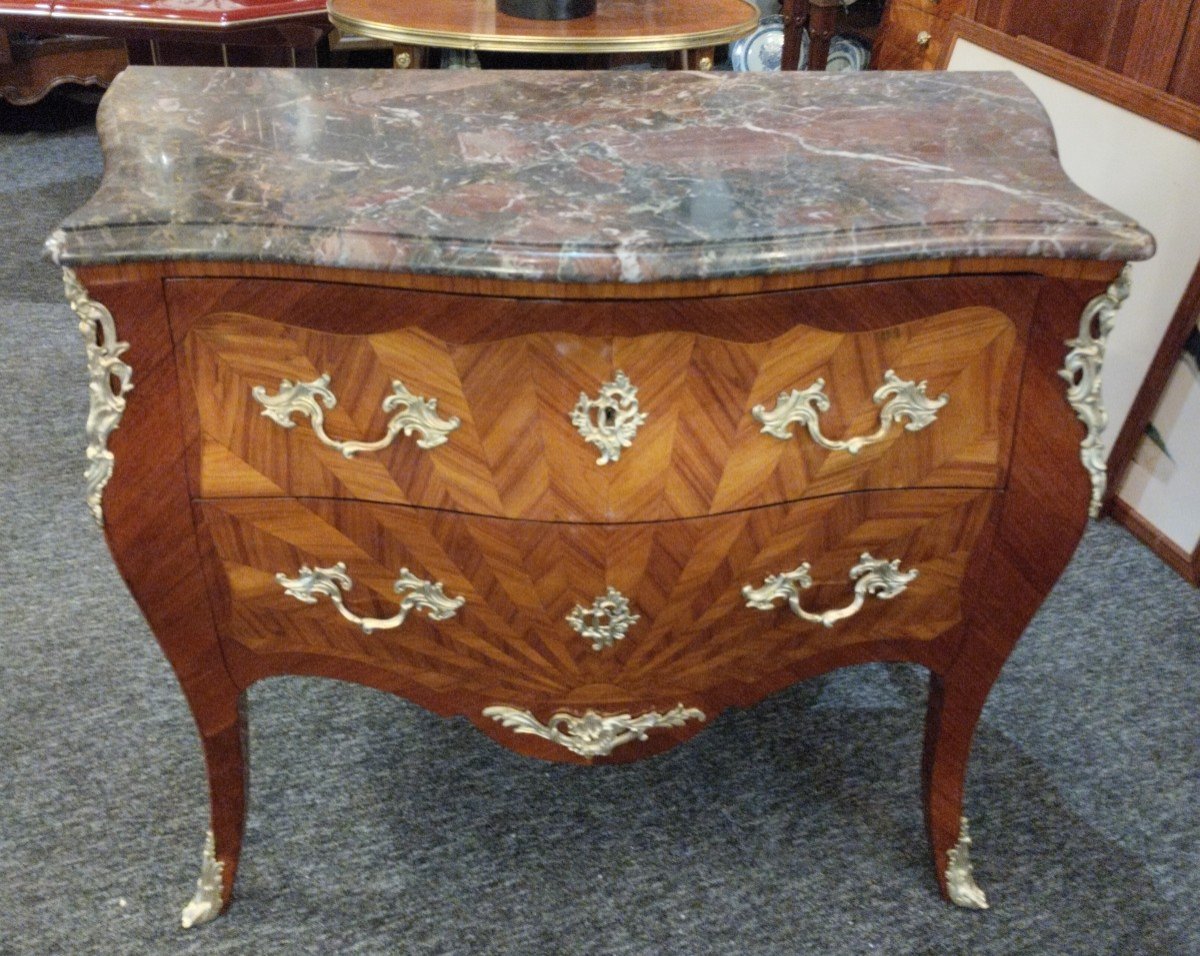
[1121, 0, 1197, 90]
[1170, 7, 1200, 103]
[961, 0, 1200, 102]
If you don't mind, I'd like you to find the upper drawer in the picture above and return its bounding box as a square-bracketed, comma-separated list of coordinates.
[169, 277, 1031, 522]
[874, 1, 948, 71]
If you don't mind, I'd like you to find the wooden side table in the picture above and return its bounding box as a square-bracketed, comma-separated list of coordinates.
[781, 0, 841, 71]
[326, 0, 760, 70]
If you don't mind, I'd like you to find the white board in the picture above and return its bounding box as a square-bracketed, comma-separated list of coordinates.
[946, 40, 1200, 467]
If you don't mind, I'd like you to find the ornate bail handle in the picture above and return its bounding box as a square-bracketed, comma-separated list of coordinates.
[571, 370, 648, 465]
[253, 373, 460, 457]
[752, 369, 948, 454]
[277, 562, 465, 635]
[743, 552, 918, 628]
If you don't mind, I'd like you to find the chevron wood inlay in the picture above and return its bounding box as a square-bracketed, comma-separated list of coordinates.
[176, 286, 1020, 523]
[84, 254, 1119, 919]
[200, 488, 995, 715]
[66, 57, 1146, 921]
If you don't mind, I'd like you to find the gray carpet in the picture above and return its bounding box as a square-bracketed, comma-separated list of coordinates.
[1, 88, 1198, 956]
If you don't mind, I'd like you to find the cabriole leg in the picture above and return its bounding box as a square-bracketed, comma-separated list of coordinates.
[922, 671, 989, 910]
[182, 697, 248, 928]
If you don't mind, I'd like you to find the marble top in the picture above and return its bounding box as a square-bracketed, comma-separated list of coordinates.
[50, 67, 1154, 283]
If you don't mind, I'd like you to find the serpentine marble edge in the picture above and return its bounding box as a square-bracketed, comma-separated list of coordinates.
[46, 67, 1154, 282]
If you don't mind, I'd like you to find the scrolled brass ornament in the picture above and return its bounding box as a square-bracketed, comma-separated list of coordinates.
[277, 562, 465, 635]
[1059, 265, 1132, 517]
[570, 370, 648, 465]
[566, 587, 640, 650]
[753, 369, 948, 454]
[482, 704, 706, 758]
[253, 373, 460, 456]
[62, 267, 134, 527]
[180, 830, 224, 929]
[743, 552, 918, 628]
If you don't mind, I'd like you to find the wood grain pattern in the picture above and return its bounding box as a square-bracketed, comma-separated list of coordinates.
[73, 270, 245, 915]
[968, 0, 1200, 93]
[1170, 8, 1200, 103]
[920, 275, 1098, 902]
[174, 281, 1026, 522]
[76, 255, 1117, 913]
[74, 255, 1122, 301]
[200, 488, 997, 762]
[324, 0, 757, 53]
[872, 0, 946, 71]
[0, 35, 127, 106]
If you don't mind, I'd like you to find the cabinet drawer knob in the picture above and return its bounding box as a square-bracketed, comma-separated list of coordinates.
[743, 552, 918, 628]
[752, 369, 948, 454]
[571, 370, 648, 465]
[276, 562, 465, 634]
[253, 373, 460, 457]
[483, 704, 706, 758]
[916, 30, 933, 47]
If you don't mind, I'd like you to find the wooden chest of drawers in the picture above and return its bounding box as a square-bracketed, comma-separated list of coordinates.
[175, 274, 1022, 743]
[50, 67, 1153, 927]
[872, 0, 968, 70]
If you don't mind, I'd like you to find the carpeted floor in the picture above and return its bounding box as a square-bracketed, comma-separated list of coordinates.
[1, 88, 1197, 956]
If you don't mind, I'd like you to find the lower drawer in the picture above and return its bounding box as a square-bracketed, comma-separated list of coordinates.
[199, 490, 997, 760]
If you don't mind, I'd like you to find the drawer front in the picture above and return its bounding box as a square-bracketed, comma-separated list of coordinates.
[874, 1, 947, 70]
[176, 283, 1022, 522]
[200, 489, 996, 759]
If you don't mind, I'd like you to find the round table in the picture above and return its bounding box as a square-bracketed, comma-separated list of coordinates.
[326, 0, 760, 70]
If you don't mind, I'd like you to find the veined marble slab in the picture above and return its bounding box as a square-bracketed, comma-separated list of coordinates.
[48, 67, 1154, 282]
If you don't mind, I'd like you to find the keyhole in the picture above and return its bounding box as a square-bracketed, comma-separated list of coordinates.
[602, 405, 617, 427]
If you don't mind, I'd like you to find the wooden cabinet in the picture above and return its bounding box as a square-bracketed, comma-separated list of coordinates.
[873, 0, 967, 70]
[50, 68, 1152, 927]
[71, 257, 1127, 922]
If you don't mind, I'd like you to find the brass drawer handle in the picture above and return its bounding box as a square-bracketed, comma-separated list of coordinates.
[253, 373, 460, 457]
[482, 704, 706, 758]
[752, 369, 948, 454]
[277, 562, 465, 634]
[571, 370, 648, 465]
[743, 552, 918, 628]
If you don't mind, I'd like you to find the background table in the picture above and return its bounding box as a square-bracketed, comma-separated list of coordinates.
[326, 0, 760, 69]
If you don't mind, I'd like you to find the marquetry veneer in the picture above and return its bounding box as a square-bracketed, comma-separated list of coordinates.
[66, 256, 1128, 922]
[175, 276, 1025, 520]
[52, 67, 1154, 929]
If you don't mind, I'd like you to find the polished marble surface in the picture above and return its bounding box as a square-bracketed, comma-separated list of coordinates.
[49, 67, 1154, 282]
